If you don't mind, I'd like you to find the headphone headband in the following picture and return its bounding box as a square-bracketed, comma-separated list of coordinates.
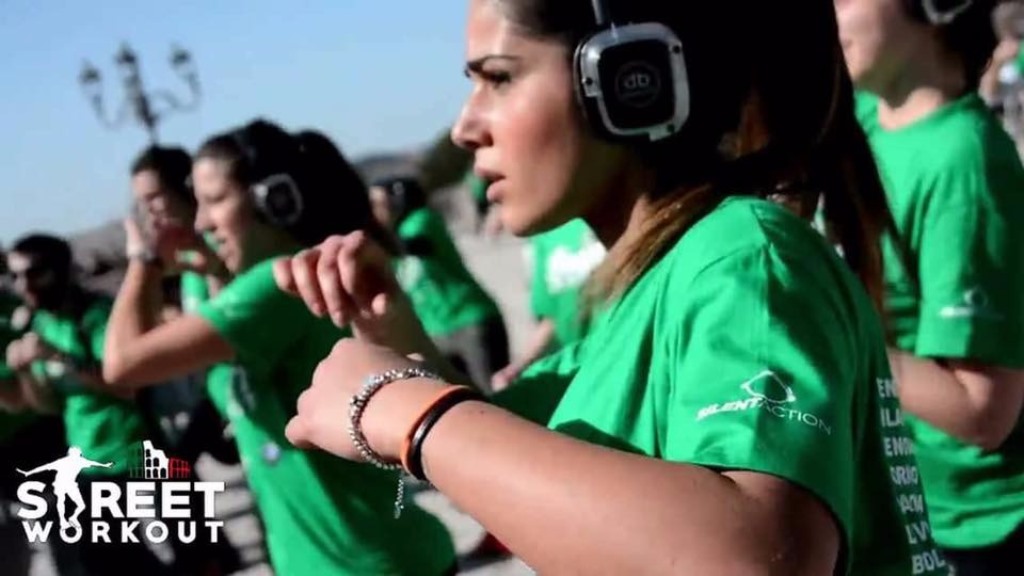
[913, 0, 975, 25]
[590, 0, 609, 26]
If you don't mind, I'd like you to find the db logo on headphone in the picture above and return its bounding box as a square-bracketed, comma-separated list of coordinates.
[615, 62, 662, 108]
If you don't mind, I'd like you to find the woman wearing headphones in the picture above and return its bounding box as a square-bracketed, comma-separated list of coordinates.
[369, 175, 509, 391]
[102, 120, 456, 576]
[275, 0, 943, 573]
[128, 144, 243, 575]
[128, 145, 238, 452]
[837, 0, 1024, 572]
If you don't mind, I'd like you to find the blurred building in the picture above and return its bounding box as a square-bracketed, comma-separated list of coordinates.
[69, 219, 126, 297]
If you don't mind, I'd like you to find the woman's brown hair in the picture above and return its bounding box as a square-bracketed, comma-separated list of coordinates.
[494, 0, 897, 315]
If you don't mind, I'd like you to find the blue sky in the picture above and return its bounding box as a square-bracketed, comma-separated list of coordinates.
[0, 1, 470, 243]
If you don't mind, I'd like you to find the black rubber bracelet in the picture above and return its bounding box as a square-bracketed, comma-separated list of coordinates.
[407, 387, 484, 482]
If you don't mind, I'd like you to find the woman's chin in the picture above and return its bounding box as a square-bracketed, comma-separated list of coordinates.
[505, 210, 573, 238]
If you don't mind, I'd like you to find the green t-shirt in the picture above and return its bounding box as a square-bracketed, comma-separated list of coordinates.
[860, 91, 1024, 549]
[31, 298, 147, 477]
[197, 259, 455, 576]
[395, 207, 500, 337]
[529, 219, 606, 348]
[179, 271, 234, 419]
[525, 197, 945, 575]
[179, 271, 208, 316]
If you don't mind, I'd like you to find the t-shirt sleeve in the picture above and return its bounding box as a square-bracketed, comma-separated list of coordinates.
[397, 208, 433, 241]
[529, 240, 554, 320]
[82, 302, 112, 362]
[664, 245, 856, 544]
[196, 261, 317, 373]
[913, 151, 1024, 366]
[179, 271, 210, 315]
[494, 341, 584, 425]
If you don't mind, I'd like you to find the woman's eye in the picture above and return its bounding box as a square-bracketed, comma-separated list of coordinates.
[482, 70, 512, 88]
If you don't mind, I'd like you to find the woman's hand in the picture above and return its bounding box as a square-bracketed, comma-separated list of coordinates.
[285, 338, 448, 461]
[125, 218, 224, 277]
[491, 362, 524, 392]
[272, 231, 432, 355]
[993, 38, 1021, 69]
[6, 333, 55, 371]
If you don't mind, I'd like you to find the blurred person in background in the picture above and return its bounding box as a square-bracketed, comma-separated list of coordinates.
[128, 144, 244, 575]
[0, 253, 52, 576]
[2, 234, 164, 575]
[0, 251, 79, 576]
[370, 175, 510, 392]
[492, 218, 605, 391]
[129, 145, 240, 463]
[837, 0, 1024, 573]
[274, 0, 945, 573]
[981, 1, 1024, 143]
[466, 171, 505, 236]
[103, 120, 456, 576]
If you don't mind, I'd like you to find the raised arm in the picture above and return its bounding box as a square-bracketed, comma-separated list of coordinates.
[285, 340, 840, 576]
[273, 232, 475, 389]
[103, 253, 233, 390]
[275, 234, 861, 575]
[4, 337, 59, 413]
[18, 460, 56, 477]
[83, 459, 113, 469]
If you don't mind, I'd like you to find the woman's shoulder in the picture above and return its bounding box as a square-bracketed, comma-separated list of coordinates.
[667, 196, 834, 274]
[657, 196, 870, 326]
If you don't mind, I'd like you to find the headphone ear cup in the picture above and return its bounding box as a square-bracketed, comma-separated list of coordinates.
[573, 23, 690, 143]
[573, 32, 615, 141]
[253, 174, 304, 227]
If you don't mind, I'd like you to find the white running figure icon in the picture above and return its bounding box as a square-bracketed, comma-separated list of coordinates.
[16, 447, 113, 530]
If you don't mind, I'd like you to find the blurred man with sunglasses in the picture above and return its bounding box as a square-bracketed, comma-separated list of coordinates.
[2, 234, 165, 575]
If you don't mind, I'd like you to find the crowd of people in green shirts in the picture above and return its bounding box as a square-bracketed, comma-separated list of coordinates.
[2, 0, 1024, 574]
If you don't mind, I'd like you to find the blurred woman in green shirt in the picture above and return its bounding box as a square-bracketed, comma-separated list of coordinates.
[103, 120, 455, 576]
[838, 0, 1024, 572]
[370, 175, 509, 392]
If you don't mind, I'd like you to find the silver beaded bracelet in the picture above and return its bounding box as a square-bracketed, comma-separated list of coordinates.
[348, 366, 442, 518]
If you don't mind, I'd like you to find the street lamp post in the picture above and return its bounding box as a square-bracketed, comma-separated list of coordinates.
[78, 43, 201, 144]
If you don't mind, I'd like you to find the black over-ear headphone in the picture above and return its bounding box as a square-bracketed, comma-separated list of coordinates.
[573, 0, 691, 142]
[230, 131, 305, 227]
[905, 0, 975, 25]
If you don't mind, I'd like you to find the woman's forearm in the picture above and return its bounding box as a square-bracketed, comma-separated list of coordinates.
[889, 349, 1024, 449]
[419, 401, 836, 575]
[104, 260, 165, 382]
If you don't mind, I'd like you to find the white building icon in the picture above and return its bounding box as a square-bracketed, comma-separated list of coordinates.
[143, 441, 169, 480]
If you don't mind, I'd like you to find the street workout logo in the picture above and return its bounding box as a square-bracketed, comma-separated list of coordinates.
[14, 440, 225, 545]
